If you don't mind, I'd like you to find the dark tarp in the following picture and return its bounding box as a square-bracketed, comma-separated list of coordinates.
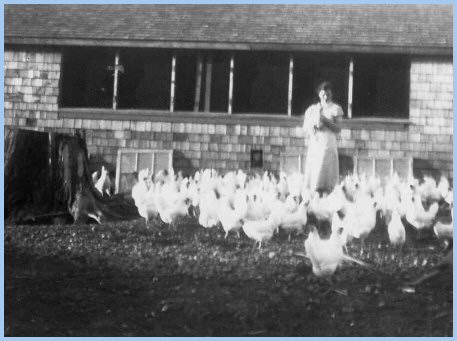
[4, 128, 139, 224]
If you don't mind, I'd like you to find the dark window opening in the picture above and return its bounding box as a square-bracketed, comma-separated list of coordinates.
[292, 53, 349, 116]
[175, 51, 198, 111]
[61, 47, 114, 108]
[250, 149, 263, 168]
[353, 55, 409, 118]
[210, 51, 230, 113]
[117, 49, 171, 110]
[233, 51, 289, 114]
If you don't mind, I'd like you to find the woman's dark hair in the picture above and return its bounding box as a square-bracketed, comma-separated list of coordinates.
[315, 81, 333, 95]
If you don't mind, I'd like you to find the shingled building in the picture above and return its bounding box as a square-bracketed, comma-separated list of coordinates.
[4, 4, 453, 192]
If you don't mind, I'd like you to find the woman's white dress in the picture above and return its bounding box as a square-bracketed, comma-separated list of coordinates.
[303, 102, 343, 193]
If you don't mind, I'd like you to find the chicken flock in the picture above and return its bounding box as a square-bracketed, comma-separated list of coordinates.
[95, 167, 454, 282]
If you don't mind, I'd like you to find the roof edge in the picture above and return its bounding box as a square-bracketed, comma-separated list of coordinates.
[4, 36, 453, 56]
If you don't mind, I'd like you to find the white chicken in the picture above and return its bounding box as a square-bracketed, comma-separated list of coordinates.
[437, 175, 451, 201]
[155, 183, 191, 229]
[304, 225, 370, 280]
[342, 193, 378, 249]
[131, 168, 159, 226]
[304, 225, 344, 279]
[242, 211, 280, 249]
[132, 169, 151, 204]
[308, 189, 344, 226]
[278, 198, 308, 241]
[198, 188, 221, 228]
[405, 192, 439, 230]
[433, 204, 453, 241]
[138, 184, 160, 226]
[94, 165, 112, 196]
[236, 169, 247, 189]
[417, 175, 441, 203]
[153, 173, 192, 229]
[387, 208, 406, 249]
[216, 195, 244, 238]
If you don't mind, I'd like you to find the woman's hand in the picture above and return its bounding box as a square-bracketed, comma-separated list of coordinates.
[319, 114, 341, 133]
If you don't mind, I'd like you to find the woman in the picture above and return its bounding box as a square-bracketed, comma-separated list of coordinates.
[303, 81, 343, 194]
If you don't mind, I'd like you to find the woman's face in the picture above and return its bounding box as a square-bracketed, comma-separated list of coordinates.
[319, 89, 332, 103]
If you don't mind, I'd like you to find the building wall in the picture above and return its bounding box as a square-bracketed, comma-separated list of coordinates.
[4, 48, 454, 180]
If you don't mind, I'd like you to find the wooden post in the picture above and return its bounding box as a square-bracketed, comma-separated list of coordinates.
[48, 132, 55, 212]
[287, 55, 294, 116]
[347, 57, 354, 118]
[204, 54, 213, 112]
[170, 53, 176, 112]
[228, 53, 234, 114]
[194, 54, 203, 112]
[115, 149, 121, 194]
[112, 51, 120, 110]
[390, 158, 394, 178]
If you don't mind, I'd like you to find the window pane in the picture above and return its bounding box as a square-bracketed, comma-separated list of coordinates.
[154, 152, 171, 173]
[356, 158, 373, 177]
[119, 173, 137, 194]
[117, 49, 171, 110]
[393, 159, 410, 179]
[175, 51, 198, 111]
[353, 55, 409, 118]
[292, 53, 348, 116]
[375, 159, 391, 179]
[233, 51, 289, 114]
[121, 152, 137, 173]
[138, 153, 153, 172]
[61, 47, 114, 108]
[210, 51, 230, 112]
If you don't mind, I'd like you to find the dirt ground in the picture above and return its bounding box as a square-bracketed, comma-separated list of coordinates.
[4, 218, 453, 336]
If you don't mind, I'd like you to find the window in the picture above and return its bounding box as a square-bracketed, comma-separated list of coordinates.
[115, 149, 173, 193]
[280, 152, 305, 175]
[60, 47, 410, 119]
[117, 49, 171, 110]
[353, 55, 410, 118]
[292, 53, 349, 116]
[233, 51, 289, 114]
[175, 51, 198, 111]
[61, 47, 114, 108]
[355, 157, 412, 181]
[208, 51, 231, 113]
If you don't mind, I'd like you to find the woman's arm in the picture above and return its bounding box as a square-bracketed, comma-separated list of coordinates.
[320, 114, 342, 133]
[302, 106, 316, 137]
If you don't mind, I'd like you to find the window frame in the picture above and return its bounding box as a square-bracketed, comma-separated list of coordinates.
[59, 47, 412, 120]
[115, 148, 173, 194]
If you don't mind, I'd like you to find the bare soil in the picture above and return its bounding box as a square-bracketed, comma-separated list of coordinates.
[4, 218, 453, 336]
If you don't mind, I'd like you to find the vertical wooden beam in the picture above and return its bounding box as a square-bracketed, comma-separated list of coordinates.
[115, 149, 121, 194]
[135, 152, 139, 174]
[390, 158, 394, 178]
[347, 57, 354, 118]
[48, 132, 55, 211]
[228, 53, 234, 114]
[170, 53, 176, 112]
[204, 54, 213, 112]
[112, 51, 120, 110]
[194, 54, 203, 112]
[372, 158, 376, 178]
[287, 55, 294, 116]
[151, 152, 156, 175]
